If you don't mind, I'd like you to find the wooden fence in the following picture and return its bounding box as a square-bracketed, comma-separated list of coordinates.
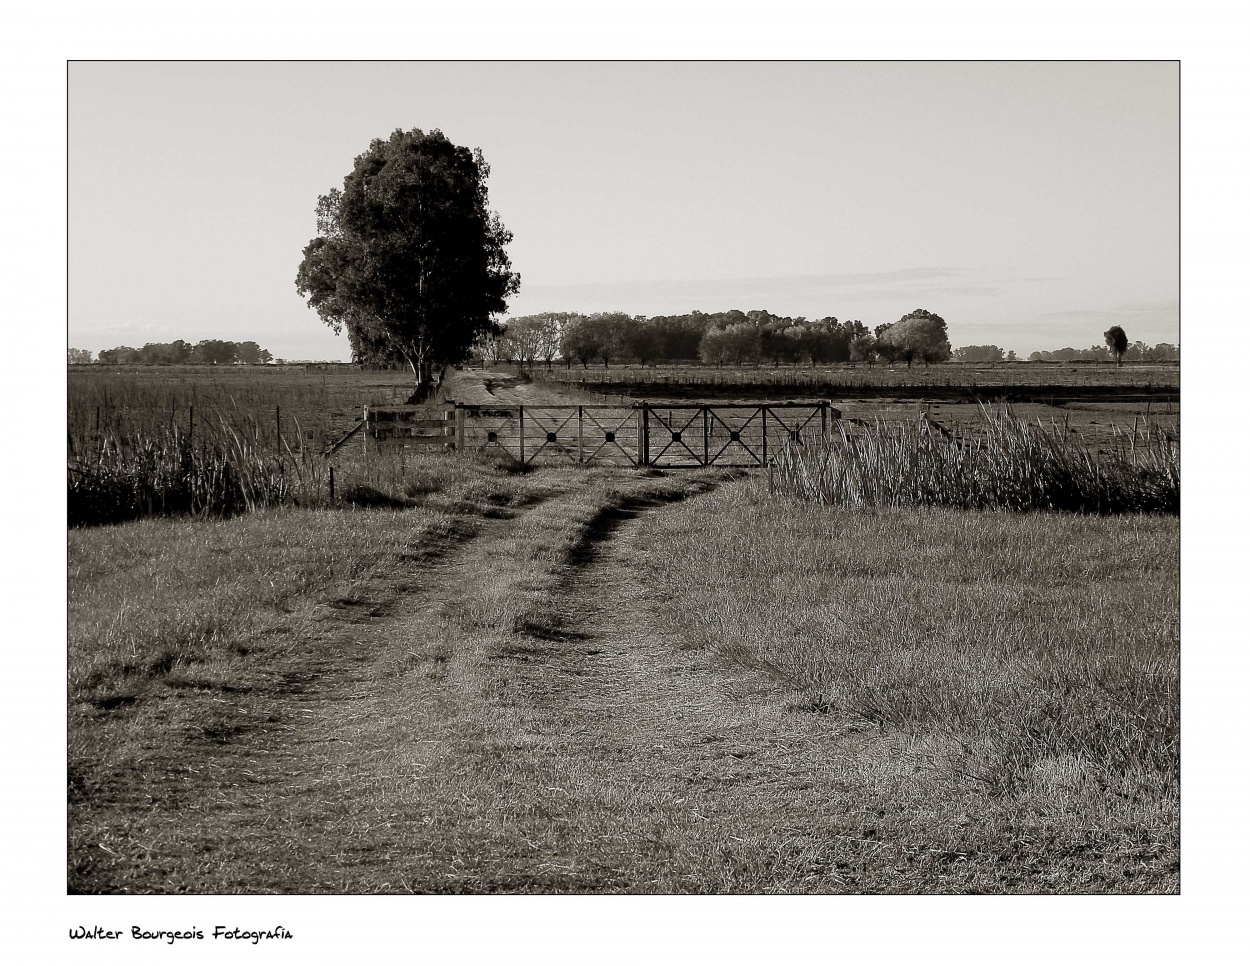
[357, 401, 838, 467]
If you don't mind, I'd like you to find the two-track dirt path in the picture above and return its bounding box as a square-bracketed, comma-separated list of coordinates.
[221, 476, 906, 894]
[71, 368, 929, 894]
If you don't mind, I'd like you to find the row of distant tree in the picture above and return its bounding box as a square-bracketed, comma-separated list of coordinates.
[477, 312, 1179, 369]
[952, 342, 1179, 363]
[1027, 342, 1179, 363]
[69, 340, 274, 366]
[478, 309, 954, 369]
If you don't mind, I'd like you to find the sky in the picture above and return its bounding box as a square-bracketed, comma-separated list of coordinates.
[68, 61, 1179, 360]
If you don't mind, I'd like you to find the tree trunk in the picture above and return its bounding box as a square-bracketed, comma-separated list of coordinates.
[404, 351, 435, 404]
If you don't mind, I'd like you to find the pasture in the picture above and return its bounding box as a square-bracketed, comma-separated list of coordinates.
[530, 359, 1180, 395]
[66, 362, 1180, 893]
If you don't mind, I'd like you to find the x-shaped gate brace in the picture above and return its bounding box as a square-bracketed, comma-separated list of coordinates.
[522, 407, 580, 464]
[580, 408, 638, 465]
[648, 407, 706, 465]
[767, 405, 823, 446]
[705, 406, 765, 465]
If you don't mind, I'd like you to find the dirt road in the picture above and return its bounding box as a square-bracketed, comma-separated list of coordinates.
[74, 468, 921, 893]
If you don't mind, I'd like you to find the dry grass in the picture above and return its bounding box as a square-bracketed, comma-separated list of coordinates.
[771, 404, 1179, 514]
[67, 366, 1179, 893]
[532, 360, 1181, 393]
[69, 459, 1178, 893]
[627, 479, 1179, 890]
[69, 461, 724, 893]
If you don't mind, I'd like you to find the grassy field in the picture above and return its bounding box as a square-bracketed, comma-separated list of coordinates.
[628, 481, 1179, 891]
[66, 364, 1180, 893]
[532, 360, 1180, 450]
[68, 363, 417, 454]
[67, 365, 443, 526]
[530, 359, 1181, 395]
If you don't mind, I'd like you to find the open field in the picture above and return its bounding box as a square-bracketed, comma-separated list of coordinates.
[530, 361, 1180, 450]
[68, 460, 1178, 893]
[531, 360, 1180, 397]
[68, 363, 416, 455]
[67, 364, 1180, 893]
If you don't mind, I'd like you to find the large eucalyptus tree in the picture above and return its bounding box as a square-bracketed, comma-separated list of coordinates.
[296, 129, 519, 399]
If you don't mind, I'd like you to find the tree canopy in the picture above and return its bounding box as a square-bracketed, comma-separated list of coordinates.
[1104, 325, 1129, 367]
[875, 309, 951, 367]
[295, 128, 519, 397]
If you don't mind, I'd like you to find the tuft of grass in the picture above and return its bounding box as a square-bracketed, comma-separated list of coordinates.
[771, 404, 1178, 514]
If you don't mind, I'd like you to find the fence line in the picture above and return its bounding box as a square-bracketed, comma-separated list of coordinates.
[358, 400, 839, 468]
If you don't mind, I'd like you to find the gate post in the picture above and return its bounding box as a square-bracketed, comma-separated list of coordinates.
[761, 407, 767, 467]
[636, 403, 647, 467]
[518, 406, 525, 464]
[454, 404, 465, 451]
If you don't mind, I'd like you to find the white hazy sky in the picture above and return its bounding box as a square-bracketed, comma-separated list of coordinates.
[69, 61, 1178, 360]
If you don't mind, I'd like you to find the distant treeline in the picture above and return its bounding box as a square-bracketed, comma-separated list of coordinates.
[479, 311, 1178, 369]
[480, 309, 953, 369]
[1027, 342, 1179, 363]
[69, 340, 274, 366]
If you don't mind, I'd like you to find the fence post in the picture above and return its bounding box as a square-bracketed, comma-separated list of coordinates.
[644, 403, 650, 466]
[703, 407, 709, 465]
[761, 407, 767, 467]
[518, 405, 525, 465]
[454, 404, 465, 451]
[276, 405, 281, 447]
[636, 403, 646, 466]
[363, 405, 369, 460]
[577, 406, 584, 463]
[328, 465, 335, 502]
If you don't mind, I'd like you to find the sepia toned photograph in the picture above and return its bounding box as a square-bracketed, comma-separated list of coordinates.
[67, 59, 1179, 903]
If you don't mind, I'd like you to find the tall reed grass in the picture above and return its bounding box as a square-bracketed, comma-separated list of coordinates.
[771, 405, 1179, 514]
[68, 419, 329, 527]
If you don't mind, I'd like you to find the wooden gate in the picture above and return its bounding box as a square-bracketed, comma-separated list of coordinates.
[361, 405, 455, 452]
[454, 401, 835, 467]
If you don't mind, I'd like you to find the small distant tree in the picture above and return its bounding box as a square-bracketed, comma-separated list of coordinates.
[235, 341, 272, 365]
[535, 313, 566, 368]
[472, 322, 507, 367]
[954, 345, 1004, 363]
[503, 316, 546, 368]
[621, 316, 662, 367]
[97, 346, 140, 364]
[68, 347, 93, 364]
[698, 327, 733, 367]
[560, 316, 602, 368]
[1104, 325, 1129, 367]
[191, 339, 238, 365]
[586, 312, 629, 368]
[877, 309, 951, 368]
[849, 332, 878, 366]
[726, 323, 763, 365]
